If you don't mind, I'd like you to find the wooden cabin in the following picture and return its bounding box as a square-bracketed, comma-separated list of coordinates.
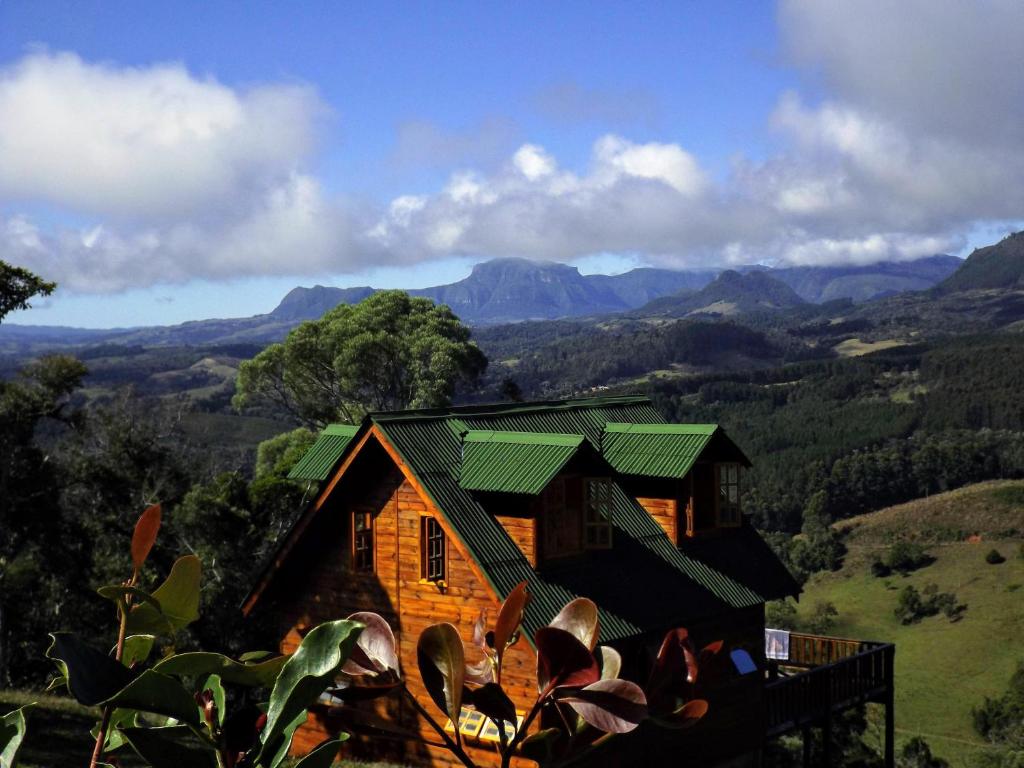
[243, 396, 802, 767]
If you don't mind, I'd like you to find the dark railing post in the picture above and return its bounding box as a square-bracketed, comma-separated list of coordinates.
[822, 665, 832, 768]
[884, 645, 895, 768]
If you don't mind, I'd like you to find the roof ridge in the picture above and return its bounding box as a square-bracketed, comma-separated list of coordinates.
[370, 395, 651, 423]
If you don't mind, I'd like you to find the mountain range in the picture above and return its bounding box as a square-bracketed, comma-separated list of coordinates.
[0, 252, 970, 352]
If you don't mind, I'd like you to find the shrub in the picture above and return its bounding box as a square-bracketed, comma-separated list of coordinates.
[805, 601, 839, 635]
[883, 540, 933, 575]
[987, 548, 1007, 565]
[894, 584, 966, 624]
[871, 558, 892, 577]
[765, 599, 799, 631]
[897, 736, 950, 767]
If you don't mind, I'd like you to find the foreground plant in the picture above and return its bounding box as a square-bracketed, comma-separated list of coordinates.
[1, 505, 716, 768]
[324, 582, 718, 768]
[2, 504, 365, 768]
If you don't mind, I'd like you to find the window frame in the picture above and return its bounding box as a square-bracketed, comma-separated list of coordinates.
[582, 476, 613, 549]
[351, 508, 375, 573]
[541, 475, 582, 559]
[716, 463, 742, 527]
[421, 515, 447, 583]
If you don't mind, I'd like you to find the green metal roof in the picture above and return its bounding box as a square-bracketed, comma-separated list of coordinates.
[459, 431, 585, 494]
[287, 424, 359, 481]
[368, 396, 778, 643]
[602, 422, 719, 479]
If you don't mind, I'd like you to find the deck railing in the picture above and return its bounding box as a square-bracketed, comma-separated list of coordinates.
[765, 633, 895, 740]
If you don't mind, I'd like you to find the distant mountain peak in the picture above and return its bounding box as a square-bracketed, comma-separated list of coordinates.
[936, 231, 1024, 294]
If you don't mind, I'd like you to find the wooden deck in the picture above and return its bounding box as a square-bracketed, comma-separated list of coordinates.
[764, 632, 896, 767]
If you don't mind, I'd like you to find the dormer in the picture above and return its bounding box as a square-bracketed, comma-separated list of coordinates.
[457, 429, 614, 565]
[601, 422, 751, 542]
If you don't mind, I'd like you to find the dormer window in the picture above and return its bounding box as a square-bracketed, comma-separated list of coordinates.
[542, 477, 581, 558]
[717, 464, 742, 527]
[584, 478, 613, 548]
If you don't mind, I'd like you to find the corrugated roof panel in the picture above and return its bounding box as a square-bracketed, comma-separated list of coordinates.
[287, 424, 360, 481]
[602, 423, 718, 479]
[460, 431, 585, 494]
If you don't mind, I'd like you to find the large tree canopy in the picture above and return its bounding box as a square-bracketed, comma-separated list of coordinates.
[233, 290, 488, 427]
[0, 261, 56, 324]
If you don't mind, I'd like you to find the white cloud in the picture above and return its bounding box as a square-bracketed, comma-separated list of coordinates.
[365, 2, 1024, 270]
[0, 51, 324, 219]
[0, 51, 370, 292]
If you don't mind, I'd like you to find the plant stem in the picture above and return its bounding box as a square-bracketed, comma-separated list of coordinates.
[88, 594, 131, 768]
[500, 693, 546, 768]
[401, 686, 477, 768]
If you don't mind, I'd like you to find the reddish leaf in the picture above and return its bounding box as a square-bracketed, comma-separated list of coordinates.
[646, 628, 697, 709]
[651, 698, 708, 730]
[131, 504, 161, 572]
[535, 627, 599, 692]
[470, 682, 517, 727]
[555, 679, 648, 733]
[464, 658, 494, 686]
[472, 610, 489, 651]
[549, 598, 600, 651]
[343, 612, 399, 674]
[494, 582, 529, 671]
[416, 623, 465, 723]
[598, 646, 622, 681]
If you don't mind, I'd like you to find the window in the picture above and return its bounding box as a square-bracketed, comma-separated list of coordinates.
[421, 516, 446, 582]
[352, 510, 374, 573]
[583, 478, 613, 549]
[542, 477, 581, 558]
[717, 464, 742, 527]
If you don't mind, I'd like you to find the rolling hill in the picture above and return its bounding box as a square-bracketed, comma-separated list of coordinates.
[935, 230, 1024, 294]
[637, 270, 806, 317]
[795, 480, 1024, 765]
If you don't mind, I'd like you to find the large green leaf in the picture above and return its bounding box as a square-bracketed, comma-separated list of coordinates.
[120, 726, 217, 768]
[119, 635, 156, 668]
[96, 586, 163, 614]
[90, 708, 138, 753]
[103, 670, 201, 725]
[125, 555, 201, 636]
[154, 651, 287, 688]
[291, 737, 348, 768]
[257, 619, 362, 765]
[47, 633, 135, 705]
[416, 623, 465, 725]
[258, 709, 307, 768]
[0, 704, 33, 768]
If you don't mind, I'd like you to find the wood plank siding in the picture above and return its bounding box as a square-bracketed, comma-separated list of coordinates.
[256, 434, 537, 767]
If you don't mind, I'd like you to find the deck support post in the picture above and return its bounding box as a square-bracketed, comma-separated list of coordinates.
[801, 726, 812, 768]
[884, 645, 895, 768]
[822, 668, 832, 768]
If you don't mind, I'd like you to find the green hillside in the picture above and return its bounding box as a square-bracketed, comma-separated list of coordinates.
[937, 230, 1024, 294]
[795, 480, 1024, 765]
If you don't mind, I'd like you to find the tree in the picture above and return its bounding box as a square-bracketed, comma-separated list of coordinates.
[234, 291, 488, 427]
[0, 261, 56, 324]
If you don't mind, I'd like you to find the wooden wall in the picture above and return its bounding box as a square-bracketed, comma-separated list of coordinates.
[258, 434, 538, 767]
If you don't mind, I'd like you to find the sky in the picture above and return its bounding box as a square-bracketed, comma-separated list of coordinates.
[2, 0, 1024, 328]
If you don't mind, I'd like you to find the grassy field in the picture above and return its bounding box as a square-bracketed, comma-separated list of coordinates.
[796, 480, 1024, 766]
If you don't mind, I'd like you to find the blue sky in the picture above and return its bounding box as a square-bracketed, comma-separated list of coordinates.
[2, 1, 1023, 327]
